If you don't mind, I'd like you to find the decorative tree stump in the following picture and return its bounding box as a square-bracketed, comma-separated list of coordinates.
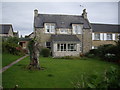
[28, 39, 40, 70]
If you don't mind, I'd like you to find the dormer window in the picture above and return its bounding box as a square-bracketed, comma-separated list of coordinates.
[45, 23, 55, 34]
[72, 24, 82, 34]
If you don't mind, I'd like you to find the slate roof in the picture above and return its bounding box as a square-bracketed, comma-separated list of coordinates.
[34, 14, 91, 29]
[91, 23, 120, 33]
[51, 34, 80, 42]
[19, 38, 31, 41]
[0, 24, 13, 34]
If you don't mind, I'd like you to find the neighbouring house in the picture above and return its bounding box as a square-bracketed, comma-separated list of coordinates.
[19, 38, 31, 49]
[13, 31, 19, 38]
[25, 32, 34, 38]
[91, 24, 120, 49]
[34, 9, 92, 57]
[32, 9, 120, 57]
[0, 24, 14, 37]
[0, 24, 19, 38]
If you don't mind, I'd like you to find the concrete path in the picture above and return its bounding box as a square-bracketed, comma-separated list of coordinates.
[0, 55, 28, 73]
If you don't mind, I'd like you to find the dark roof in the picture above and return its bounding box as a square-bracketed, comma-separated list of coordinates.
[91, 23, 120, 33]
[19, 38, 31, 41]
[0, 24, 13, 34]
[34, 14, 91, 29]
[51, 34, 80, 42]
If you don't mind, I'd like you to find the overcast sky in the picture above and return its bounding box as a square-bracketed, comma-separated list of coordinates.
[1, 2, 119, 37]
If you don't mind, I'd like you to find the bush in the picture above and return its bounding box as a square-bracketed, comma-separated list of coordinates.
[2, 37, 25, 56]
[41, 48, 50, 57]
[71, 66, 120, 88]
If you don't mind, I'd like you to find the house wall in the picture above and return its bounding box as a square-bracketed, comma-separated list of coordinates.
[92, 32, 120, 48]
[35, 27, 92, 55]
[35, 28, 51, 48]
[8, 27, 14, 37]
[0, 34, 9, 37]
[82, 29, 92, 53]
[52, 42, 81, 57]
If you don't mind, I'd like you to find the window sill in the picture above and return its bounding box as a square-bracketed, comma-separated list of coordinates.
[93, 40, 101, 41]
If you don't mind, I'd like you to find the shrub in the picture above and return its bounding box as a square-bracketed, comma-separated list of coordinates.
[41, 48, 50, 57]
[2, 37, 25, 56]
[71, 66, 120, 88]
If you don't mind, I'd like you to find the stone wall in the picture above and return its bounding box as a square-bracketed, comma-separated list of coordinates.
[35, 27, 92, 55]
[82, 29, 92, 54]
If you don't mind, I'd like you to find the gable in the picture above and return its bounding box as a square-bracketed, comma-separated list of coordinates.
[0, 24, 13, 34]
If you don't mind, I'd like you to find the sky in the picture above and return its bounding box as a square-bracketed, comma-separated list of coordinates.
[1, 1, 119, 37]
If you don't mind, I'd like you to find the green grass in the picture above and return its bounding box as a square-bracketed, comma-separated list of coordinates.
[2, 57, 119, 88]
[2, 53, 22, 68]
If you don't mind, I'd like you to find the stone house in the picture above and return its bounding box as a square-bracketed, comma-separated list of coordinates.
[33, 9, 120, 57]
[34, 9, 92, 57]
[91, 24, 120, 49]
[0, 24, 14, 37]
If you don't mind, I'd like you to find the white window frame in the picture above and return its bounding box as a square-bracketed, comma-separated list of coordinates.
[45, 23, 55, 34]
[57, 43, 66, 51]
[72, 24, 82, 34]
[92, 46, 98, 49]
[68, 44, 76, 51]
[57, 43, 77, 51]
[94, 33, 100, 40]
[107, 33, 112, 40]
[60, 29, 68, 34]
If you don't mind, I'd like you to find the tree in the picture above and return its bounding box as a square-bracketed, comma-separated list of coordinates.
[27, 29, 41, 70]
[28, 39, 41, 70]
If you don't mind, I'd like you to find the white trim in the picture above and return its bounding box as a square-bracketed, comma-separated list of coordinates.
[100, 33, 103, 40]
[104, 33, 107, 40]
[92, 46, 94, 49]
[112, 34, 116, 40]
[92, 33, 94, 40]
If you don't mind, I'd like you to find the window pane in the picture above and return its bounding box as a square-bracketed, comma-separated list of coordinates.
[95, 33, 100, 40]
[64, 44, 66, 51]
[51, 25, 55, 32]
[57, 44, 60, 51]
[107, 34, 112, 40]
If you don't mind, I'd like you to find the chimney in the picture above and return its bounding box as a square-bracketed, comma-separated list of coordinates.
[34, 9, 38, 17]
[82, 9, 87, 19]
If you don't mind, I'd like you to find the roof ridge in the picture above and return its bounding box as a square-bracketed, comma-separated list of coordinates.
[38, 13, 82, 17]
[91, 23, 119, 26]
[0, 24, 12, 26]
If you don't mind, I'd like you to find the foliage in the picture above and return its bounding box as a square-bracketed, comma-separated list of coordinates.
[2, 37, 24, 55]
[72, 66, 120, 88]
[27, 39, 35, 60]
[41, 48, 50, 57]
[87, 43, 120, 63]
[6, 37, 19, 44]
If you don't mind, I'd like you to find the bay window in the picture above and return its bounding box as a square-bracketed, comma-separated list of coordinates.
[57, 43, 76, 51]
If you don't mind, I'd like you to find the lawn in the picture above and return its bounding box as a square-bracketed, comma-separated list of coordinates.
[2, 53, 23, 68]
[2, 56, 119, 88]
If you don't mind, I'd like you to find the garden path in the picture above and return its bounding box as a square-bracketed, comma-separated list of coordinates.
[0, 55, 28, 73]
